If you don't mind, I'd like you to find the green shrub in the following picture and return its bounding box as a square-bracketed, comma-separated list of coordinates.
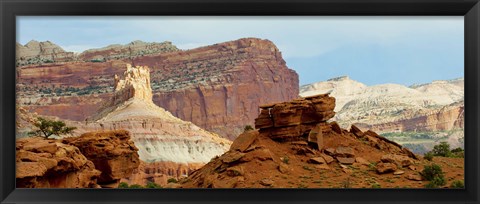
[128, 184, 144, 189]
[450, 148, 464, 158]
[118, 182, 129, 188]
[145, 181, 162, 188]
[371, 183, 381, 188]
[450, 180, 464, 188]
[424, 152, 434, 161]
[422, 164, 446, 188]
[421, 164, 444, 181]
[167, 178, 178, 183]
[244, 125, 254, 132]
[431, 142, 452, 157]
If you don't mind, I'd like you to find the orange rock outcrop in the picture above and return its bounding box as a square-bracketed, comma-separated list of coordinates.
[16, 130, 140, 188]
[180, 94, 430, 188]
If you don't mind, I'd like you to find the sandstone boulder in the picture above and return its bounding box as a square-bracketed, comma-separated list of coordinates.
[63, 130, 140, 187]
[335, 146, 355, 158]
[376, 162, 397, 174]
[337, 157, 355, 165]
[16, 137, 101, 188]
[230, 130, 259, 152]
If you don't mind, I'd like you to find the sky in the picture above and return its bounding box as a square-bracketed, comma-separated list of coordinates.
[17, 16, 464, 86]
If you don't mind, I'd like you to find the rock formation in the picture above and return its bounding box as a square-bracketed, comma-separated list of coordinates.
[16, 40, 75, 66]
[78, 40, 179, 62]
[16, 38, 299, 140]
[178, 94, 459, 188]
[57, 64, 231, 185]
[63, 130, 140, 188]
[16, 130, 139, 188]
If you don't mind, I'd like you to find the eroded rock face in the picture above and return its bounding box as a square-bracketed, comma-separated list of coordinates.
[16, 137, 101, 188]
[17, 38, 299, 140]
[64, 130, 140, 187]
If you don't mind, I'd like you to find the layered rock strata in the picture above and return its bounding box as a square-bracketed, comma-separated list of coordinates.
[77, 64, 230, 185]
[78, 40, 179, 62]
[17, 38, 299, 140]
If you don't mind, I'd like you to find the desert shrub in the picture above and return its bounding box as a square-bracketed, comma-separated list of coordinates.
[281, 156, 290, 164]
[118, 182, 129, 188]
[450, 180, 464, 188]
[425, 176, 446, 188]
[424, 152, 434, 161]
[421, 164, 444, 181]
[145, 181, 162, 188]
[128, 184, 144, 189]
[422, 164, 446, 188]
[167, 178, 178, 183]
[450, 148, 464, 158]
[28, 117, 77, 139]
[244, 125, 254, 132]
[371, 183, 381, 188]
[431, 142, 452, 157]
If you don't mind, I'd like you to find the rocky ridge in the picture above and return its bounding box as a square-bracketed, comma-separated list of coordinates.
[177, 94, 460, 188]
[16, 40, 76, 66]
[16, 40, 178, 66]
[78, 40, 179, 62]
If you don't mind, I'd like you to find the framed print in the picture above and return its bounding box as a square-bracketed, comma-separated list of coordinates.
[1, 0, 479, 204]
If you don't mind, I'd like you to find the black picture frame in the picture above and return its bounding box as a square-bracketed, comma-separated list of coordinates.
[1, 0, 479, 203]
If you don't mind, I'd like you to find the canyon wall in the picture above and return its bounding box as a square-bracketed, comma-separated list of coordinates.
[17, 38, 299, 140]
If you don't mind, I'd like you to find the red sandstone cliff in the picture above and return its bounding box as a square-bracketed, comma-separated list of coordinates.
[17, 38, 299, 140]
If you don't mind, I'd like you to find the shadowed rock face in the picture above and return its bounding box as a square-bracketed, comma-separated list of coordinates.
[16, 130, 139, 188]
[17, 38, 299, 140]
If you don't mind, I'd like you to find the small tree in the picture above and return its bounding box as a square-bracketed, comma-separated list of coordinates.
[28, 117, 77, 139]
[431, 142, 451, 157]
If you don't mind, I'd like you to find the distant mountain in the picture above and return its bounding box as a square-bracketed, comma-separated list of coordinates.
[16, 40, 76, 66]
[300, 76, 463, 127]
